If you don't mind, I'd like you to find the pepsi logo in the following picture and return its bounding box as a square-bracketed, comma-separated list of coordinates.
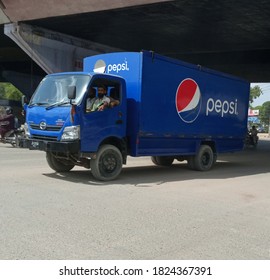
[93, 59, 130, 74]
[175, 78, 202, 123]
[94, 59, 106, 73]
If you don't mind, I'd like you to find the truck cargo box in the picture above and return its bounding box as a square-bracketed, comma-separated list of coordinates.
[84, 51, 249, 156]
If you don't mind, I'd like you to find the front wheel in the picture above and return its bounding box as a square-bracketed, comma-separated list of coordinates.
[90, 145, 123, 181]
[46, 152, 75, 172]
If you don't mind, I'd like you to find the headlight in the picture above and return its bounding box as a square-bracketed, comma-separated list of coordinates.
[24, 122, 30, 138]
[61, 125, 80, 141]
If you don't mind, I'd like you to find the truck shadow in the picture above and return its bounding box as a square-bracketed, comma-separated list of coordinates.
[43, 139, 270, 186]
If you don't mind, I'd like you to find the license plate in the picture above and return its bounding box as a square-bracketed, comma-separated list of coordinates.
[30, 140, 40, 149]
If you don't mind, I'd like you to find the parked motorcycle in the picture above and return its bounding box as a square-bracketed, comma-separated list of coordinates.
[0, 107, 25, 147]
[245, 130, 259, 147]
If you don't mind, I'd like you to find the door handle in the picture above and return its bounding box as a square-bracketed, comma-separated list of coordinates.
[115, 120, 123, 125]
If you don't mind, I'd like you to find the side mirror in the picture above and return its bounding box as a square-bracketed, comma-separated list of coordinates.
[68, 86, 76, 100]
[21, 95, 28, 106]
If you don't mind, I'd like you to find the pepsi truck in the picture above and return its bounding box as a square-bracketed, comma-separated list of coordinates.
[23, 51, 250, 181]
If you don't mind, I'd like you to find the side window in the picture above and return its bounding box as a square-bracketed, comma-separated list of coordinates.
[85, 87, 97, 113]
[108, 86, 120, 108]
[85, 78, 122, 113]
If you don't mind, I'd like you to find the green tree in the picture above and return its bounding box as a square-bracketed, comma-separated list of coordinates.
[259, 101, 270, 127]
[250, 85, 263, 105]
[0, 84, 5, 99]
[0, 83, 23, 101]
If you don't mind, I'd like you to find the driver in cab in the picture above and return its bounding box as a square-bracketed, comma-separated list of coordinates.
[91, 85, 110, 111]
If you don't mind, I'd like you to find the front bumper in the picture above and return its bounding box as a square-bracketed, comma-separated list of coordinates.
[24, 138, 80, 153]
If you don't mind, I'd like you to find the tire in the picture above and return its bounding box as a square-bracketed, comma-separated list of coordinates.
[151, 156, 174, 166]
[176, 156, 186, 162]
[90, 145, 123, 181]
[151, 156, 159, 165]
[46, 152, 75, 172]
[187, 156, 195, 170]
[213, 153, 217, 164]
[193, 145, 214, 171]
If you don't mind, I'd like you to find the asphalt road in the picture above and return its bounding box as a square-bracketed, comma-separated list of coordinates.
[0, 137, 270, 260]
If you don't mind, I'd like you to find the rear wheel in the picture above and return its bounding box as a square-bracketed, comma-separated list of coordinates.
[46, 152, 75, 172]
[151, 156, 159, 165]
[193, 145, 214, 171]
[151, 156, 174, 166]
[91, 145, 123, 181]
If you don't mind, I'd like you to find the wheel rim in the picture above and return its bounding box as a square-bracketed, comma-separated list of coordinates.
[100, 152, 118, 174]
[201, 152, 210, 167]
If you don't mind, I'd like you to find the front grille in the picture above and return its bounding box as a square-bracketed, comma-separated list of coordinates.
[32, 134, 58, 141]
[30, 124, 62, 131]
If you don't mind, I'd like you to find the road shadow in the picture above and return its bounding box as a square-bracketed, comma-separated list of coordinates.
[42, 139, 270, 186]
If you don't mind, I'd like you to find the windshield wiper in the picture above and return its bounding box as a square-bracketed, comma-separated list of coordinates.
[28, 102, 49, 108]
[46, 101, 70, 110]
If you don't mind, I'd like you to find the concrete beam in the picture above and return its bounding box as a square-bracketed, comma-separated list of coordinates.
[0, 5, 10, 24]
[4, 23, 121, 74]
[1, 0, 170, 21]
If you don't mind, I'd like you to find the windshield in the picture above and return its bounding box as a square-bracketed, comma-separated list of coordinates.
[29, 74, 91, 106]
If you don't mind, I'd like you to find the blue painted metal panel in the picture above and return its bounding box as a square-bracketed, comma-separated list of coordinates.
[137, 51, 249, 155]
[26, 104, 72, 141]
[84, 52, 143, 155]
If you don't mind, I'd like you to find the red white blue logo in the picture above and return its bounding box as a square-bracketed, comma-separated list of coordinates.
[175, 78, 202, 123]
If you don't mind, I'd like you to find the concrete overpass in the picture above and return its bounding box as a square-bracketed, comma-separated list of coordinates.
[1, 0, 270, 97]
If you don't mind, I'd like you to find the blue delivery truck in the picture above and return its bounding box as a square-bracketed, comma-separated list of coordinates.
[23, 51, 250, 181]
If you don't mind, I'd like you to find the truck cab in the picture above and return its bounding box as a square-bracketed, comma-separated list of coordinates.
[25, 72, 128, 180]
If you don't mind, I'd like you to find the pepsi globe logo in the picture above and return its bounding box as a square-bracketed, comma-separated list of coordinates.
[175, 78, 202, 123]
[94, 59, 106, 73]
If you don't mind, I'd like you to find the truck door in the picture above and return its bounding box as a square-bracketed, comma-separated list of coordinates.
[80, 77, 127, 152]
